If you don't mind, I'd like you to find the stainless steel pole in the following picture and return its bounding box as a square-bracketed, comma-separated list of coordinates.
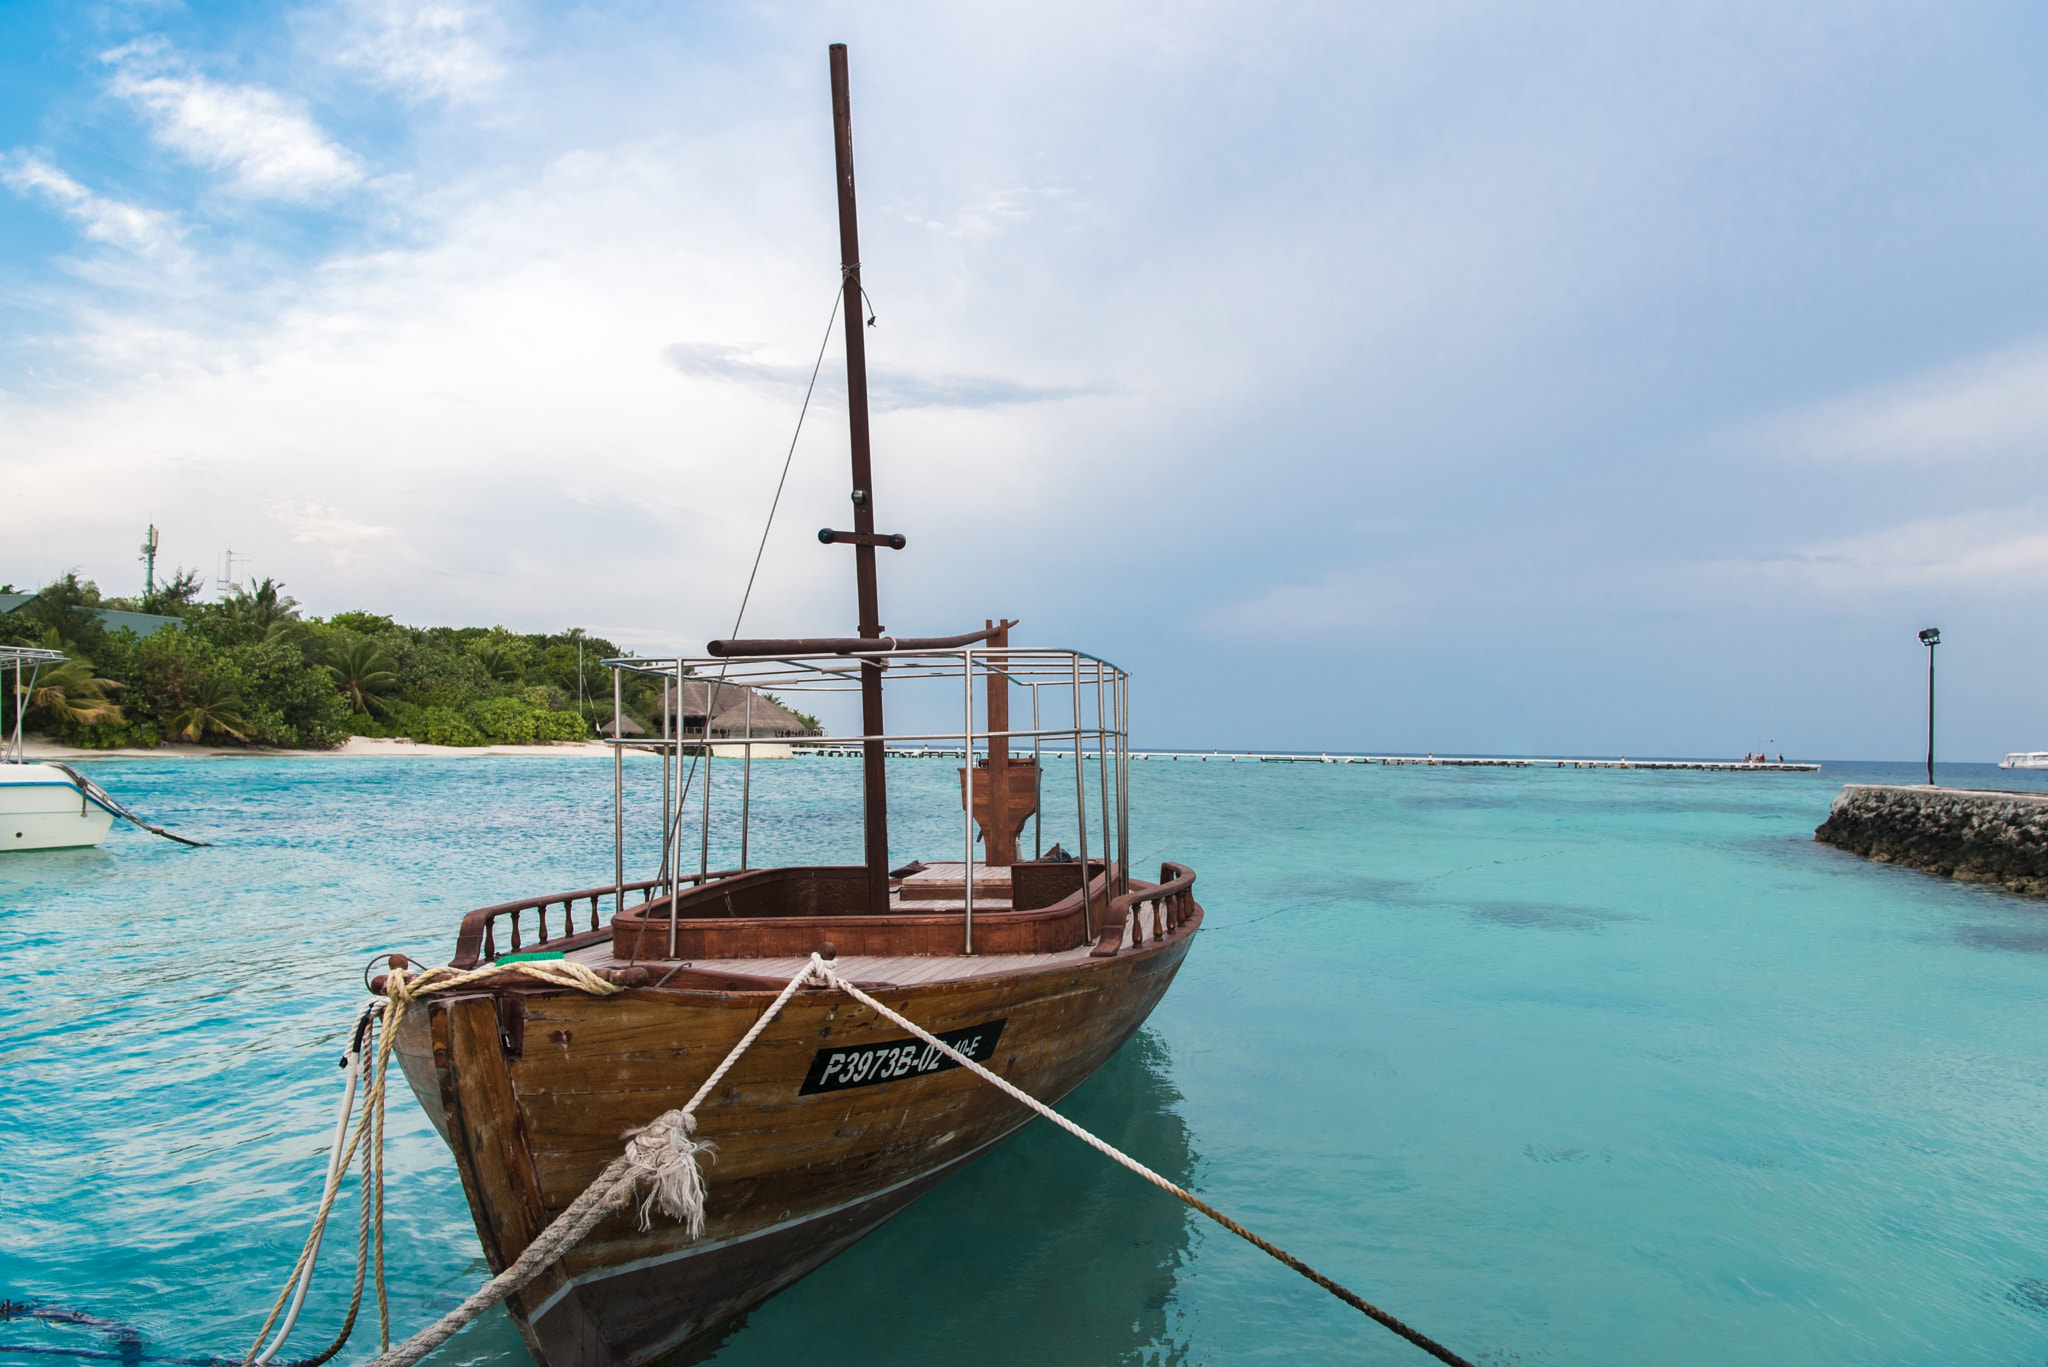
[613, 662, 624, 914]
[1095, 664, 1114, 894]
[1071, 654, 1091, 938]
[668, 662, 680, 955]
[661, 669, 672, 876]
[700, 681, 716, 880]
[741, 690, 754, 870]
[963, 647, 976, 954]
[1117, 671, 1130, 895]
[1031, 682, 1042, 859]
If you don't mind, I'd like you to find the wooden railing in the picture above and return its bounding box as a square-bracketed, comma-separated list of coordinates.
[1090, 862, 1197, 957]
[452, 872, 742, 968]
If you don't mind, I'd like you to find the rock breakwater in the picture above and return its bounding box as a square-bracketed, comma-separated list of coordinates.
[1814, 784, 2048, 897]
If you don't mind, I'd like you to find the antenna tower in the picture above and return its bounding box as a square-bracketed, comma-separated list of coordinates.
[139, 525, 159, 596]
[216, 548, 249, 595]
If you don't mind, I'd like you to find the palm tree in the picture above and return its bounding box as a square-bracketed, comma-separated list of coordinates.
[472, 644, 522, 683]
[325, 637, 399, 717]
[167, 676, 250, 743]
[19, 646, 125, 727]
[220, 577, 300, 633]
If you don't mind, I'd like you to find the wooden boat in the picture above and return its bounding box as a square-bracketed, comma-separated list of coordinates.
[386, 44, 1202, 1367]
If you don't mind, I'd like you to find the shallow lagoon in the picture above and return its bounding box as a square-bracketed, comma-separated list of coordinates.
[4, 755, 2048, 1366]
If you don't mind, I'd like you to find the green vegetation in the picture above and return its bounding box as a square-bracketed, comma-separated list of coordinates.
[2, 573, 674, 751]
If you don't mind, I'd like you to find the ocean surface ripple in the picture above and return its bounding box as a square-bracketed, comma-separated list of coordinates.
[4, 755, 2047, 1366]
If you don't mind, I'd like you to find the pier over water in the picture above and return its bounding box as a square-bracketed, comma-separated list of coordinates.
[794, 745, 1819, 772]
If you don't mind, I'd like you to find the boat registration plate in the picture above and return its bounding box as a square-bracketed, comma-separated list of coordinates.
[800, 1020, 1008, 1095]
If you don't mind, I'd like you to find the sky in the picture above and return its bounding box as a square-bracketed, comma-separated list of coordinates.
[2, 0, 2046, 759]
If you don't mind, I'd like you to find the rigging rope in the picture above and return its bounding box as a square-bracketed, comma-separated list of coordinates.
[645, 284, 842, 910]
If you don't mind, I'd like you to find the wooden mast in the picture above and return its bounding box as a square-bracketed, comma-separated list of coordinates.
[830, 44, 891, 916]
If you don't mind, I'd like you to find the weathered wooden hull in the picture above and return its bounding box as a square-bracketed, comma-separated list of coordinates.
[395, 911, 1201, 1367]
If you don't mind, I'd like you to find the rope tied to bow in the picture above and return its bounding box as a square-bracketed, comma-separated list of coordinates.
[351, 959, 816, 1367]
[262, 948, 1477, 1367]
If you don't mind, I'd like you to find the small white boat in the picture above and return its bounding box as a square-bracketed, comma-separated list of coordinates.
[2000, 752, 2048, 770]
[5, 644, 117, 851]
[1, 762, 116, 850]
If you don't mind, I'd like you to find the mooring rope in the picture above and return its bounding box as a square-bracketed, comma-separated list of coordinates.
[805, 956, 1479, 1367]
[34, 944, 1473, 1367]
[234, 959, 629, 1367]
[352, 959, 816, 1367]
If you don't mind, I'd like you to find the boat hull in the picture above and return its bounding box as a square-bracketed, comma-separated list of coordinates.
[1, 765, 115, 851]
[395, 911, 1200, 1367]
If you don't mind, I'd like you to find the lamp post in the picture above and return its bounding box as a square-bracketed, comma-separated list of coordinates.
[1918, 628, 1940, 786]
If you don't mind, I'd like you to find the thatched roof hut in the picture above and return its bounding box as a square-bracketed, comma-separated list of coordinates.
[659, 680, 818, 738]
[597, 712, 646, 738]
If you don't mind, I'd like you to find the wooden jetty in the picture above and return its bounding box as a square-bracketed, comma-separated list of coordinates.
[795, 744, 1819, 772]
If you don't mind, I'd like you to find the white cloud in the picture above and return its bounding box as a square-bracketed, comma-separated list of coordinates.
[1711, 508, 2048, 597]
[271, 501, 398, 567]
[1753, 341, 2048, 465]
[326, 0, 505, 101]
[662, 341, 1110, 410]
[1, 155, 182, 255]
[103, 40, 365, 201]
[1198, 566, 1419, 643]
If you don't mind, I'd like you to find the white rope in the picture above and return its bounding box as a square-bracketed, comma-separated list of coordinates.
[358, 959, 817, 1367]
[282, 949, 1475, 1367]
[806, 955, 1477, 1367]
[805, 956, 1191, 1207]
[249, 1016, 367, 1364]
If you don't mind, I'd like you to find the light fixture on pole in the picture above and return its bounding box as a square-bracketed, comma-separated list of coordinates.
[1918, 628, 1940, 786]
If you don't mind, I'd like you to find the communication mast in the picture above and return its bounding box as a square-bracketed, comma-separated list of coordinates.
[216, 548, 249, 595]
[139, 525, 159, 596]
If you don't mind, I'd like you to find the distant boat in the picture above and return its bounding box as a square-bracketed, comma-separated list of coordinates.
[4, 645, 116, 851]
[2000, 752, 2048, 770]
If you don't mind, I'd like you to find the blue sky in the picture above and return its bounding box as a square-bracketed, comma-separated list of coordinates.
[3, 1, 2046, 759]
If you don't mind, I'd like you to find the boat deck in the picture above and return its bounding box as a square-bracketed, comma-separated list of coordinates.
[562, 917, 1139, 987]
[556, 864, 1152, 986]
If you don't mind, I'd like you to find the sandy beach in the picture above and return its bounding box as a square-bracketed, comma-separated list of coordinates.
[16, 734, 620, 762]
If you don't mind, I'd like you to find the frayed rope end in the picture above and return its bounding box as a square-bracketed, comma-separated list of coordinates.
[621, 1111, 716, 1238]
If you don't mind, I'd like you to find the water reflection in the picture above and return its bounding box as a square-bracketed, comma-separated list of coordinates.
[1461, 898, 1640, 931]
[698, 1029, 1196, 1367]
[1954, 921, 2048, 955]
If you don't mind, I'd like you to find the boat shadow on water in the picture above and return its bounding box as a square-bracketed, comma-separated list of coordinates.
[683, 1028, 1196, 1367]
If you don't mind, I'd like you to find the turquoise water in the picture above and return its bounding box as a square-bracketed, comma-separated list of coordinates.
[5, 755, 2048, 1366]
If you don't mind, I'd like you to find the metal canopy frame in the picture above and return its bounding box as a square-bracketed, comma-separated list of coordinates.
[3, 645, 68, 765]
[599, 644, 1130, 955]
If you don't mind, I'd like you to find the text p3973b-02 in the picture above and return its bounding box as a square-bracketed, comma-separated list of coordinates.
[798, 1020, 1008, 1095]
